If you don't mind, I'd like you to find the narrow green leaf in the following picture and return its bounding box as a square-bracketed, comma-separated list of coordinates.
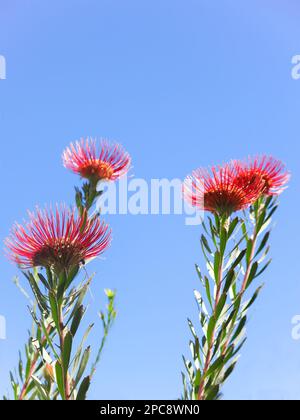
[246, 240, 254, 265]
[74, 347, 91, 390]
[65, 265, 80, 290]
[219, 228, 228, 258]
[214, 252, 221, 283]
[205, 277, 213, 309]
[224, 270, 235, 293]
[215, 294, 227, 321]
[201, 235, 212, 254]
[76, 376, 91, 400]
[246, 262, 258, 289]
[230, 249, 246, 271]
[55, 362, 65, 400]
[231, 316, 247, 343]
[243, 285, 264, 312]
[62, 331, 73, 373]
[207, 316, 216, 345]
[205, 355, 225, 378]
[228, 217, 239, 238]
[71, 305, 85, 337]
[255, 231, 270, 257]
[38, 273, 50, 290]
[49, 293, 60, 331]
[255, 260, 272, 278]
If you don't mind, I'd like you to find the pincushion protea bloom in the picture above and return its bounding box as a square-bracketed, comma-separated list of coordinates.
[5, 206, 111, 273]
[183, 163, 264, 216]
[62, 138, 131, 182]
[234, 156, 290, 196]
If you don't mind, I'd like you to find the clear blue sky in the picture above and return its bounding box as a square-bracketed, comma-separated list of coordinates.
[0, 0, 299, 400]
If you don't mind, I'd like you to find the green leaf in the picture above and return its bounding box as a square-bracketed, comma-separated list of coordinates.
[246, 262, 258, 289]
[62, 331, 73, 373]
[55, 362, 65, 400]
[214, 252, 221, 284]
[49, 293, 60, 331]
[38, 273, 50, 290]
[75, 187, 84, 212]
[57, 271, 67, 302]
[224, 270, 235, 293]
[255, 260, 272, 278]
[205, 355, 225, 378]
[255, 231, 270, 257]
[182, 356, 195, 382]
[215, 294, 227, 321]
[219, 228, 228, 257]
[256, 208, 267, 232]
[31, 376, 49, 400]
[230, 249, 246, 271]
[205, 277, 213, 309]
[265, 205, 278, 223]
[71, 305, 85, 337]
[231, 316, 247, 343]
[24, 272, 48, 314]
[201, 235, 212, 254]
[76, 376, 91, 400]
[193, 369, 201, 396]
[207, 316, 216, 345]
[243, 285, 264, 312]
[228, 217, 239, 238]
[195, 264, 203, 284]
[46, 267, 54, 288]
[72, 324, 94, 376]
[187, 319, 197, 339]
[74, 347, 91, 390]
[246, 240, 254, 265]
[206, 384, 220, 401]
[65, 265, 80, 290]
[66, 276, 93, 324]
[222, 360, 238, 382]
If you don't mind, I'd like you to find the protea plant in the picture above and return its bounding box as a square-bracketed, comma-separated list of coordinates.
[5, 139, 131, 400]
[182, 156, 290, 401]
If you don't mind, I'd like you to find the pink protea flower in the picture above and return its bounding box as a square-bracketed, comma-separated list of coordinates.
[5, 206, 111, 273]
[183, 163, 264, 216]
[62, 138, 131, 182]
[233, 156, 290, 196]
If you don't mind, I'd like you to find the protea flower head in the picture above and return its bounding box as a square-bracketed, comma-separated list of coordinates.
[62, 138, 131, 182]
[183, 163, 264, 216]
[5, 206, 111, 273]
[233, 156, 290, 196]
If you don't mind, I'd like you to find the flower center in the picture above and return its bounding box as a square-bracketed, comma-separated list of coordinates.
[32, 238, 84, 273]
[204, 189, 244, 215]
[80, 160, 114, 181]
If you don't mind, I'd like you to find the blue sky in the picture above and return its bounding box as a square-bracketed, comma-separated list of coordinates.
[0, 0, 300, 400]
